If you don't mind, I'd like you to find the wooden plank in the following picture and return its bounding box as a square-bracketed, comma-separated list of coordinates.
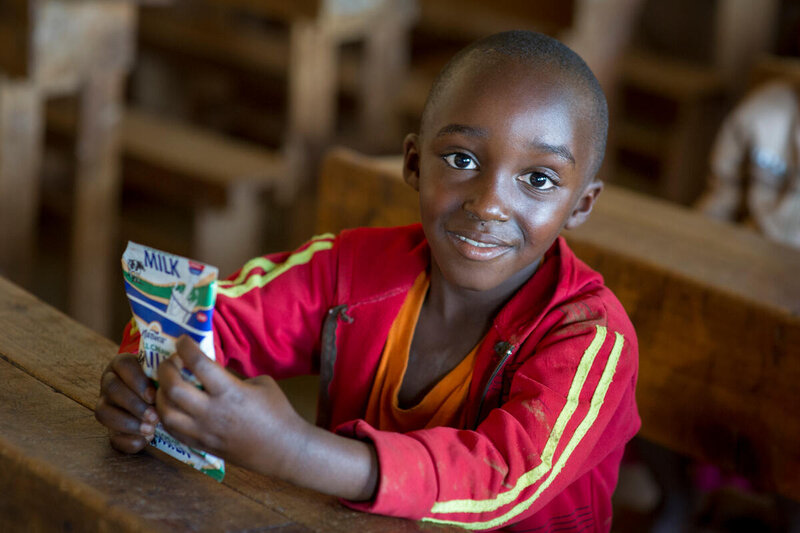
[46, 104, 284, 202]
[356, 0, 416, 150]
[69, 70, 126, 336]
[620, 49, 724, 102]
[0, 79, 44, 288]
[314, 147, 800, 500]
[123, 108, 283, 190]
[0, 357, 306, 532]
[417, 0, 574, 40]
[287, 18, 338, 148]
[47, 99, 283, 291]
[32, 0, 137, 95]
[207, 0, 323, 20]
[0, 276, 457, 532]
[0, 0, 30, 78]
[316, 150, 417, 232]
[137, 6, 292, 78]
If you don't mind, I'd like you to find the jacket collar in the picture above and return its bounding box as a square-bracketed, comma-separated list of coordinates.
[339, 226, 602, 342]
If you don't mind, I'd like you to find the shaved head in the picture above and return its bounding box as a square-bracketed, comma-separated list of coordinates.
[421, 31, 609, 178]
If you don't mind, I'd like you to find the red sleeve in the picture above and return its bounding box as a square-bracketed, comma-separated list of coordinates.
[118, 318, 140, 355]
[336, 302, 640, 531]
[210, 234, 339, 379]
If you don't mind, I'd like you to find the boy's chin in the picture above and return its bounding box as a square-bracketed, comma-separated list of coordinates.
[437, 263, 534, 295]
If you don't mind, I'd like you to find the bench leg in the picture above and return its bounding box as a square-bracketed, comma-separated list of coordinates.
[70, 71, 125, 335]
[282, 19, 339, 202]
[358, 0, 414, 151]
[0, 80, 44, 289]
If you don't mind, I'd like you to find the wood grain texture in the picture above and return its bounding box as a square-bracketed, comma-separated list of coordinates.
[315, 147, 800, 500]
[0, 358, 305, 532]
[0, 275, 458, 532]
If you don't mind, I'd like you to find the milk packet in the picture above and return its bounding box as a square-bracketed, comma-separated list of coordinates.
[121, 241, 225, 481]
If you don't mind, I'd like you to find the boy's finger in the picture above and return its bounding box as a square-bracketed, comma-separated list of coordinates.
[101, 372, 158, 423]
[176, 335, 231, 395]
[155, 389, 203, 447]
[111, 353, 156, 404]
[157, 355, 208, 415]
[95, 396, 156, 437]
[109, 431, 150, 454]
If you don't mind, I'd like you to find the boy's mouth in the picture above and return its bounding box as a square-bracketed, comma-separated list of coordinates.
[454, 234, 499, 248]
[446, 230, 512, 261]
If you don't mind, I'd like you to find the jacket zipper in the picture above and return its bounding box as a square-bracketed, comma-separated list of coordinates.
[472, 341, 515, 429]
[317, 305, 352, 428]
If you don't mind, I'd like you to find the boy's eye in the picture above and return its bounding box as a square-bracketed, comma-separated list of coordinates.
[443, 153, 478, 170]
[520, 172, 557, 190]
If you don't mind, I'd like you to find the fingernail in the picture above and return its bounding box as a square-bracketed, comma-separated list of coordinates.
[145, 387, 156, 403]
[143, 407, 159, 424]
[140, 422, 155, 435]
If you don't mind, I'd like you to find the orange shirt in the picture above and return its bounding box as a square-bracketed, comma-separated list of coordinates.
[365, 271, 478, 432]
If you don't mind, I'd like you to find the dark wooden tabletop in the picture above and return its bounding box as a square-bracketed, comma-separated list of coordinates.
[0, 275, 456, 532]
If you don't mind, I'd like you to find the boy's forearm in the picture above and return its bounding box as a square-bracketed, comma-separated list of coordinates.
[254, 419, 379, 502]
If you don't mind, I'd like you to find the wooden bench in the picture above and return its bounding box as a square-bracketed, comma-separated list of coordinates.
[0, 272, 459, 532]
[0, 0, 138, 335]
[47, 103, 284, 277]
[136, 0, 418, 154]
[316, 147, 800, 502]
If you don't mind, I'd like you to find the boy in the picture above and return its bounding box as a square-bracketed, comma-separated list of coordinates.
[95, 31, 640, 531]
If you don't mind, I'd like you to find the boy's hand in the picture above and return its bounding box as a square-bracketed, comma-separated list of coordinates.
[155, 336, 306, 478]
[156, 336, 378, 501]
[95, 353, 159, 453]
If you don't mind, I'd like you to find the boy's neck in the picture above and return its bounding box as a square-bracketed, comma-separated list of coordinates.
[425, 259, 540, 326]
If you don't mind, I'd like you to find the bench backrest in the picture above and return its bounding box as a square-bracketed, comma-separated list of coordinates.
[317, 146, 800, 501]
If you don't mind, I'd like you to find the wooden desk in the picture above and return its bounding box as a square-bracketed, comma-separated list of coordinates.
[138, 0, 418, 177]
[316, 147, 800, 501]
[0, 274, 456, 532]
[0, 0, 138, 336]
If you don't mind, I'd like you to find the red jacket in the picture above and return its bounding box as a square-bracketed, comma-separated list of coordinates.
[120, 225, 640, 532]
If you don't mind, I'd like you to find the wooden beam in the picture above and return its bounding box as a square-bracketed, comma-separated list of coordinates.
[0, 80, 44, 288]
[0, 0, 31, 78]
[32, 0, 137, 96]
[417, 0, 574, 40]
[207, 0, 323, 20]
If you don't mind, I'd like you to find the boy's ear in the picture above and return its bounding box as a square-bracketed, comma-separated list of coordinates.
[564, 180, 603, 230]
[402, 133, 421, 191]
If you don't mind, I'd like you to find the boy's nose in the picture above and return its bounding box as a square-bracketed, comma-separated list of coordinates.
[462, 171, 510, 223]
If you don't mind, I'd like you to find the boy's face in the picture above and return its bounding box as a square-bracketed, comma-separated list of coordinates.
[404, 58, 602, 293]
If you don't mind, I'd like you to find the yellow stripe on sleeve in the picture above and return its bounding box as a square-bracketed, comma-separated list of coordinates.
[217, 234, 334, 299]
[129, 317, 139, 336]
[428, 325, 608, 516]
[423, 330, 625, 530]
